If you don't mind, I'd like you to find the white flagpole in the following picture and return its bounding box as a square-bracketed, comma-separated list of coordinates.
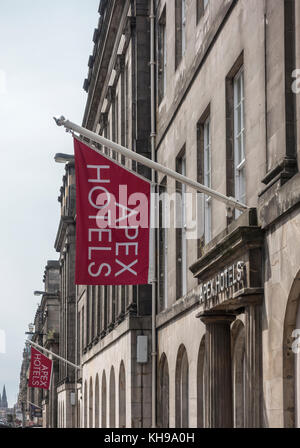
[26, 339, 81, 372]
[53, 116, 249, 213]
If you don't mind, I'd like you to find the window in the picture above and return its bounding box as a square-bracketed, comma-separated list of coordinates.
[175, 345, 189, 428]
[226, 54, 244, 222]
[159, 178, 168, 310]
[176, 151, 187, 299]
[175, 0, 186, 68]
[97, 287, 101, 337]
[125, 64, 129, 148]
[182, 0, 186, 56]
[115, 94, 119, 145]
[86, 289, 90, 347]
[119, 362, 126, 428]
[81, 307, 85, 353]
[109, 367, 116, 428]
[158, 8, 167, 103]
[233, 68, 245, 213]
[101, 372, 107, 428]
[158, 354, 169, 428]
[197, 0, 209, 23]
[91, 286, 96, 341]
[203, 117, 212, 244]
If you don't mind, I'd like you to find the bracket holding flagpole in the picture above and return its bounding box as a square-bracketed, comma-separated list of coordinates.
[26, 339, 81, 372]
[53, 116, 249, 215]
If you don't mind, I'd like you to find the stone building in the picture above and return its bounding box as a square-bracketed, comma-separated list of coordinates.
[78, 0, 153, 428]
[0, 385, 8, 409]
[73, 0, 300, 428]
[17, 341, 31, 425]
[40, 261, 60, 428]
[54, 161, 77, 428]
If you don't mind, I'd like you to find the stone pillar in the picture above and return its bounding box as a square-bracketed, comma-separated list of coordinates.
[198, 311, 235, 428]
[245, 304, 262, 427]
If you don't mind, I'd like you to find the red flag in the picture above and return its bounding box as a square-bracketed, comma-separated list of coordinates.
[28, 347, 53, 390]
[74, 137, 151, 285]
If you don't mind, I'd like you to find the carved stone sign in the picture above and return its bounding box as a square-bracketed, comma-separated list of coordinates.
[199, 261, 246, 308]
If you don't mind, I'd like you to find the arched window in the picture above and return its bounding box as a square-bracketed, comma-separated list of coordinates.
[89, 377, 93, 428]
[58, 402, 60, 428]
[101, 371, 107, 428]
[119, 362, 126, 428]
[175, 345, 189, 428]
[95, 374, 100, 428]
[197, 336, 205, 427]
[295, 302, 300, 427]
[232, 320, 246, 428]
[158, 353, 169, 428]
[78, 395, 81, 428]
[84, 381, 88, 428]
[109, 367, 116, 428]
[283, 273, 300, 427]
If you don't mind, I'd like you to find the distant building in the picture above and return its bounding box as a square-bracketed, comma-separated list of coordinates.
[0, 385, 10, 420]
[0, 385, 8, 409]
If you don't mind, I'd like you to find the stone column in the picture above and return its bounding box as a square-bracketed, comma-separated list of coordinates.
[198, 311, 236, 428]
[245, 303, 262, 427]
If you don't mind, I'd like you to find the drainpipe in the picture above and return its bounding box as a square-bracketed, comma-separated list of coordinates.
[149, 0, 157, 429]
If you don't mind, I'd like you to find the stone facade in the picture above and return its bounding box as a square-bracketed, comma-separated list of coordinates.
[54, 162, 77, 428]
[77, 0, 300, 428]
[18, 0, 300, 428]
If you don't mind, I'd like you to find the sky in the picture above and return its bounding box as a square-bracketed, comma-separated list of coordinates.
[0, 0, 99, 407]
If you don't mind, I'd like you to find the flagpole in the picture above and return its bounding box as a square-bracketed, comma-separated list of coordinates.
[26, 339, 81, 372]
[53, 116, 249, 214]
[150, 0, 157, 428]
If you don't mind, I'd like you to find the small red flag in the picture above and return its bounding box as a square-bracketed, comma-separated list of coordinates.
[28, 347, 53, 390]
[74, 137, 151, 286]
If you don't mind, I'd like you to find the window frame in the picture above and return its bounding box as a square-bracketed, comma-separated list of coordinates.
[233, 67, 246, 209]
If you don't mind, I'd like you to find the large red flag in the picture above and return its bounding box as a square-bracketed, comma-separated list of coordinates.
[28, 347, 53, 390]
[74, 137, 151, 285]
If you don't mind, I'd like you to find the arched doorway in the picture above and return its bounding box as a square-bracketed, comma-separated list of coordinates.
[89, 377, 93, 427]
[101, 371, 107, 428]
[158, 353, 169, 428]
[119, 362, 126, 428]
[95, 374, 100, 428]
[175, 344, 189, 428]
[84, 381, 88, 428]
[283, 271, 300, 427]
[109, 367, 116, 428]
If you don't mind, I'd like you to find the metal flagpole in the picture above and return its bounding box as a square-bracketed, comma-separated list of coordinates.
[26, 339, 81, 372]
[53, 116, 249, 214]
[150, 0, 157, 427]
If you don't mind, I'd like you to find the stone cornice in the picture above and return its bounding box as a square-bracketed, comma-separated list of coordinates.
[54, 216, 75, 253]
[190, 209, 264, 279]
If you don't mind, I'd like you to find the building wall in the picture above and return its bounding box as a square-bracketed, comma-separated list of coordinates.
[262, 207, 300, 427]
[15, 0, 299, 429]
[157, 306, 206, 427]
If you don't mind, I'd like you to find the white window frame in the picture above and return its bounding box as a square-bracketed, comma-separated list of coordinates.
[182, 0, 186, 56]
[203, 116, 212, 244]
[181, 156, 187, 296]
[163, 22, 167, 97]
[162, 192, 168, 309]
[233, 68, 245, 214]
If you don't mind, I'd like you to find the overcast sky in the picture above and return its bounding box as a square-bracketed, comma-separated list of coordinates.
[0, 0, 99, 407]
